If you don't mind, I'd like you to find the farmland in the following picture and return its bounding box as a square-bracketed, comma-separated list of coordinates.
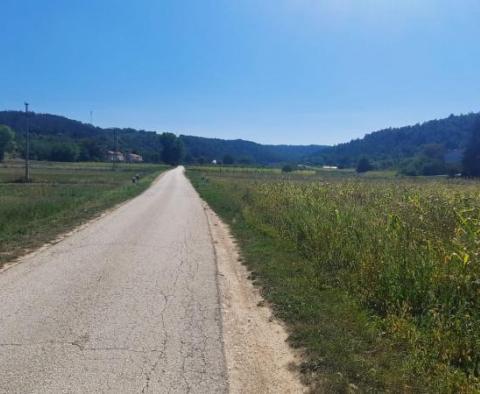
[188, 166, 480, 392]
[0, 160, 167, 267]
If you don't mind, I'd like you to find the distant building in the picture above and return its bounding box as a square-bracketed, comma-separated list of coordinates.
[107, 151, 125, 162]
[212, 159, 218, 165]
[322, 165, 338, 170]
[126, 153, 143, 163]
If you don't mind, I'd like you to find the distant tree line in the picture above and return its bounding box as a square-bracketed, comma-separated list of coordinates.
[352, 120, 480, 177]
[309, 112, 480, 175]
[0, 111, 327, 166]
[179, 135, 327, 165]
[1, 110, 480, 178]
[0, 111, 184, 165]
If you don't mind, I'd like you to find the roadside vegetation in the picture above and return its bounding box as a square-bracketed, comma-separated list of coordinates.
[0, 160, 167, 267]
[188, 166, 480, 392]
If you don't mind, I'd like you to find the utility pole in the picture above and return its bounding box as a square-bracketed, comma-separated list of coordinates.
[112, 129, 118, 171]
[24, 102, 30, 182]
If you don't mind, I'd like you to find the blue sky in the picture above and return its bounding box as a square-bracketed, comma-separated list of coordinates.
[1, 0, 479, 145]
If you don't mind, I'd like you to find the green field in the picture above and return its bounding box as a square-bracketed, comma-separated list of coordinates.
[188, 166, 480, 392]
[0, 160, 167, 267]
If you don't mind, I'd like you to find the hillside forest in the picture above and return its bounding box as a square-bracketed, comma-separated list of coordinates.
[0, 110, 479, 176]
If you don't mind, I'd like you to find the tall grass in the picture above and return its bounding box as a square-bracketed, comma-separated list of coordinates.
[189, 167, 480, 391]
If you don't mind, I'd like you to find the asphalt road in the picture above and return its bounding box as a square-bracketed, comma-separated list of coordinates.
[0, 167, 228, 393]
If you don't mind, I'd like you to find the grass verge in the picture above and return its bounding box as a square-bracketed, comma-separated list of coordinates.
[0, 161, 167, 267]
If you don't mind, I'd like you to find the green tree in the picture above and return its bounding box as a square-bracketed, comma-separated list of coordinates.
[222, 154, 234, 165]
[160, 133, 185, 165]
[462, 122, 480, 177]
[422, 143, 446, 161]
[238, 156, 252, 165]
[356, 157, 373, 173]
[183, 154, 195, 164]
[79, 140, 105, 161]
[0, 125, 15, 162]
[49, 143, 80, 162]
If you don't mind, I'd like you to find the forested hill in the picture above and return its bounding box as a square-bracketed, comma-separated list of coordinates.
[312, 112, 480, 168]
[0, 111, 172, 163]
[0, 111, 326, 164]
[3, 109, 476, 168]
[179, 135, 325, 164]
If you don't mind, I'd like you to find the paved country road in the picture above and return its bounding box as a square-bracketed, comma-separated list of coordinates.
[0, 167, 228, 393]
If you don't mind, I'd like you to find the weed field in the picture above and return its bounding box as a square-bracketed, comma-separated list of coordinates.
[188, 166, 480, 392]
[0, 160, 167, 267]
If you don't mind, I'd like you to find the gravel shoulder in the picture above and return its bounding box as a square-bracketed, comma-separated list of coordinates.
[204, 203, 306, 394]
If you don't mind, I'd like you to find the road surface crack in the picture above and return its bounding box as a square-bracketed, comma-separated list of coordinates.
[141, 291, 170, 394]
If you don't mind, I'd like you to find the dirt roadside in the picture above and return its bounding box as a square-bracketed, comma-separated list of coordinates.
[204, 203, 307, 394]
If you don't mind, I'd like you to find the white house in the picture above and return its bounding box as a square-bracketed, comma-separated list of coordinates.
[126, 153, 143, 163]
[107, 151, 125, 162]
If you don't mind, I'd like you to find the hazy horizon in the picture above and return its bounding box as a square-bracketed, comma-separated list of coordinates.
[2, 0, 479, 145]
